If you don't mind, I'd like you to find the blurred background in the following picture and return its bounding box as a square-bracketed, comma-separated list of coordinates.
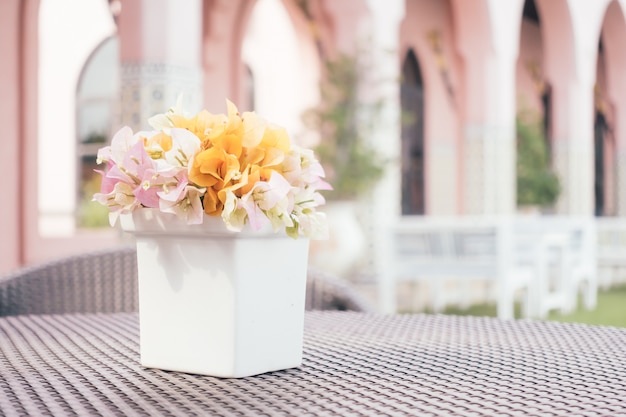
[2, 0, 626, 322]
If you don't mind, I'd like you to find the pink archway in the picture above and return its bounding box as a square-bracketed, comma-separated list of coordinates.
[598, 0, 626, 215]
[401, 0, 461, 215]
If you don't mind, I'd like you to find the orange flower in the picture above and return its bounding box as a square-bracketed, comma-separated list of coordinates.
[210, 127, 243, 158]
[239, 164, 278, 196]
[189, 147, 241, 189]
[202, 188, 222, 216]
[170, 110, 221, 142]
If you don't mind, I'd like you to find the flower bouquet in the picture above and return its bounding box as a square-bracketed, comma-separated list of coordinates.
[92, 99, 331, 378]
[93, 99, 330, 239]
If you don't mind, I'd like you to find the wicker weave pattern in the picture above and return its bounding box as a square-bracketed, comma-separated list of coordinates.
[0, 247, 372, 316]
[0, 312, 624, 416]
[0, 246, 140, 316]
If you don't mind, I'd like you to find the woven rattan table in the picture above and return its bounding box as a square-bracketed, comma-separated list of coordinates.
[1, 311, 625, 416]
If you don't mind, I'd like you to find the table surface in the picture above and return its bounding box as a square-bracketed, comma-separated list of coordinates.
[0, 311, 625, 417]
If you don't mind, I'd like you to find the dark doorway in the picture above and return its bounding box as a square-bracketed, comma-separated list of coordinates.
[400, 49, 425, 215]
[594, 110, 609, 216]
[541, 83, 552, 158]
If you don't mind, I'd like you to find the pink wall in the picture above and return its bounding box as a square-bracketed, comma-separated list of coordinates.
[19, 0, 133, 270]
[0, 0, 129, 274]
[119, 0, 201, 66]
[319, 0, 369, 56]
[4, 0, 626, 275]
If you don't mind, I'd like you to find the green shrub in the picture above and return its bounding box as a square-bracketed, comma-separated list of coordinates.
[303, 53, 385, 200]
[516, 115, 560, 207]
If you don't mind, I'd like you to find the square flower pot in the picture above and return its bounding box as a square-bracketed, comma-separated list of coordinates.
[120, 210, 310, 378]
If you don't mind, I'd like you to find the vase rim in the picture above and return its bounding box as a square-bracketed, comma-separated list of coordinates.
[119, 209, 290, 239]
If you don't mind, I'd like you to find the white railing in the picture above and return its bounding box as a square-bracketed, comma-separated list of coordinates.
[385, 215, 597, 320]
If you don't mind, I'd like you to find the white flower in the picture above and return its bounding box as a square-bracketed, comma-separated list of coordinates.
[221, 190, 248, 231]
[239, 172, 292, 231]
[159, 183, 206, 225]
[148, 95, 187, 133]
[93, 181, 141, 227]
[96, 126, 137, 165]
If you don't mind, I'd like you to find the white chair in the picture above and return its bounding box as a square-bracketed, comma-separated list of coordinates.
[512, 216, 597, 318]
[560, 217, 597, 313]
[387, 215, 597, 320]
[596, 217, 626, 289]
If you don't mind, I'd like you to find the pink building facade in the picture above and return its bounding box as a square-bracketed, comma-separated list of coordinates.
[2, 0, 626, 277]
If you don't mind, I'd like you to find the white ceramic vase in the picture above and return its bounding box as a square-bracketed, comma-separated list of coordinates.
[120, 209, 310, 378]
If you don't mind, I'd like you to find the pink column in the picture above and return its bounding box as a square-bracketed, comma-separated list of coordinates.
[320, 0, 370, 55]
[0, 0, 39, 274]
[540, 0, 609, 215]
[118, 0, 203, 130]
[453, 0, 523, 215]
[202, 0, 256, 113]
[0, 0, 23, 273]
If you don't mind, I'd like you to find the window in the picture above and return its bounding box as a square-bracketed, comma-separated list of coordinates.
[76, 35, 119, 228]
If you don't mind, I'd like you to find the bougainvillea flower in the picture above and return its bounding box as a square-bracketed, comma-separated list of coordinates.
[238, 172, 292, 231]
[241, 110, 267, 148]
[147, 95, 187, 134]
[93, 99, 330, 238]
[203, 187, 223, 216]
[142, 128, 202, 175]
[221, 189, 248, 231]
[158, 175, 206, 225]
[93, 181, 141, 226]
[189, 146, 241, 188]
[96, 126, 137, 166]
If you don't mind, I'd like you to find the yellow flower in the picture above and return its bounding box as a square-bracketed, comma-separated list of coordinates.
[241, 125, 290, 169]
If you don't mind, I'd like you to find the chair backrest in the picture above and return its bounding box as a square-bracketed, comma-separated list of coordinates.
[513, 215, 596, 272]
[305, 268, 373, 312]
[0, 246, 139, 316]
[596, 217, 626, 264]
[0, 246, 372, 317]
[393, 216, 506, 279]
